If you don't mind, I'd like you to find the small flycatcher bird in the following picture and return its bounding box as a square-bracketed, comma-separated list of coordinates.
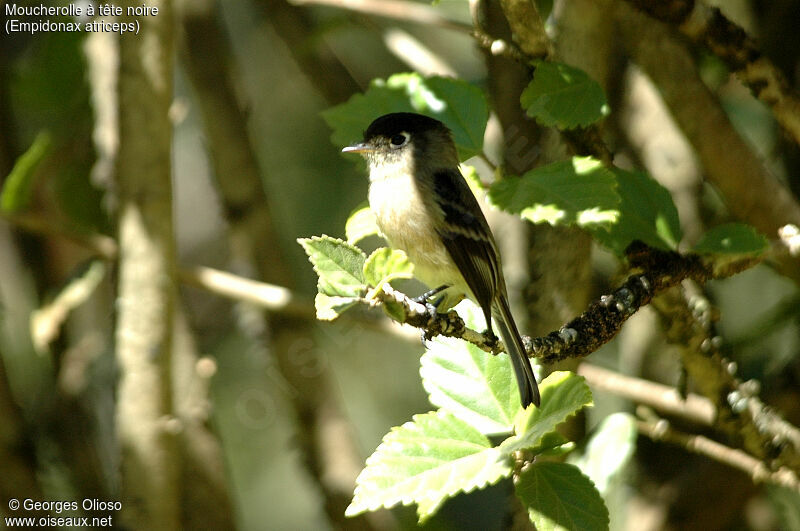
[343, 112, 540, 408]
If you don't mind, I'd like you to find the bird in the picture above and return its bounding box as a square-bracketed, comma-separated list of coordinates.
[342, 112, 540, 408]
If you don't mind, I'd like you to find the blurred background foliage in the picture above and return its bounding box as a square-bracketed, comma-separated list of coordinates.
[0, 0, 799, 529]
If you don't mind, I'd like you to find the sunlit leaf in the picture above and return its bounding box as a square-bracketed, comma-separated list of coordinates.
[363, 247, 414, 289]
[346, 410, 512, 523]
[502, 371, 593, 453]
[345, 203, 380, 244]
[297, 236, 366, 297]
[489, 157, 619, 229]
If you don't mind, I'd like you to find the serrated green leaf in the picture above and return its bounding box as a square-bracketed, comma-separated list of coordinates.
[421, 332, 523, 435]
[502, 371, 592, 453]
[488, 157, 619, 229]
[346, 410, 512, 523]
[1, 131, 51, 213]
[323, 73, 488, 160]
[420, 301, 530, 434]
[346, 203, 380, 244]
[516, 462, 609, 531]
[569, 413, 637, 495]
[590, 168, 681, 255]
[363, 247, 414, 288]
[521, 62, 609, 129]
[297, 236, 367, 297]
[314, 293, 358, 320]
[693, 223, 768, 255]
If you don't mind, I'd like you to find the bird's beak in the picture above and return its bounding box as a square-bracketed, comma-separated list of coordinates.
[342, 143, 373, 154]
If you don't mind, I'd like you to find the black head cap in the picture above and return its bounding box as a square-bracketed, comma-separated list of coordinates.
[362, 112, 448, 141]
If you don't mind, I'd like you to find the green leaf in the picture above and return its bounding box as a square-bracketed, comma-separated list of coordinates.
[297, 236, 367, 297]
[521, 61, 609, 129]
[421, 323, 523, 435]
[1, 131, 51, 213]
[323, 73, 489, 160]
[502, 371, 593, 453]
[363, 247, 414, 289]
[516, 462, 609, 531]
[420, 301, 529, 434]
[592, 168, 682, 255]
[346, 410, 512, 523]
[345, 203, 380, 244]
[488, 157, 619, 229]
[314, 293, 358, 321]
[693, 223, 768, 255]
[529, 431, 576, 458]
[569, 413, 637, 495]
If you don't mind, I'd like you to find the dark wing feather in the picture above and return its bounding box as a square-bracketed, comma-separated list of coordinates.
[431, 169, 500, 321]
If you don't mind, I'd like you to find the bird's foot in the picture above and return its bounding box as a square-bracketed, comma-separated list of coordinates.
[413, 285, 449, 305]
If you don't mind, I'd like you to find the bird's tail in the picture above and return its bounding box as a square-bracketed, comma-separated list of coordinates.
[493, 296, 540, 408]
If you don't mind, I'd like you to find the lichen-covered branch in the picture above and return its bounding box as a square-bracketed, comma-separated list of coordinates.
[369, 242, 760, 364]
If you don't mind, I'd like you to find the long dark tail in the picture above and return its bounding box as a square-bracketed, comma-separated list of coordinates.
[492, 296, 540, 408]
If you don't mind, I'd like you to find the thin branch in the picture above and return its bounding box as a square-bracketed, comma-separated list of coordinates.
[577, 363, 715, 426]
[290, 0, 473, 33]
[179, 266, 313, 319]
[0, 212, 117, 259]
[637, 418, 800, 492]
[622, 0, 800, 149]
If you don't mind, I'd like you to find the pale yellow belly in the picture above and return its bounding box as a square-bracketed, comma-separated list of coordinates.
[368, 174, 469, 304]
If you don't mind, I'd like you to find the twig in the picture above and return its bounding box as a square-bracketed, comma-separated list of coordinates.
[179, 266, 314, 319]
[1, 212, 117, 259]
[290, 0, 473, 33]
[622, 0, 800, 149]
[637, 418, 800, 492]
[577, 363, 715, 426]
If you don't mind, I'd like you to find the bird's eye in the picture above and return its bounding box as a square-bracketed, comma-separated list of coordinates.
[389, 133, 409, 148]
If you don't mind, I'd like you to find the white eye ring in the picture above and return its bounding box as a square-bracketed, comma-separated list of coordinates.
[389, 132, 410, 149]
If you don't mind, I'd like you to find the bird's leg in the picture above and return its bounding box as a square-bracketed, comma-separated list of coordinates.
[415, 285, 450, 343]
[482, 329, 500, 352]
[413, 284, 449, 305]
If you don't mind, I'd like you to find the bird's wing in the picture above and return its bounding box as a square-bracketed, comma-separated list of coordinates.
[430, 168, 500, 316]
